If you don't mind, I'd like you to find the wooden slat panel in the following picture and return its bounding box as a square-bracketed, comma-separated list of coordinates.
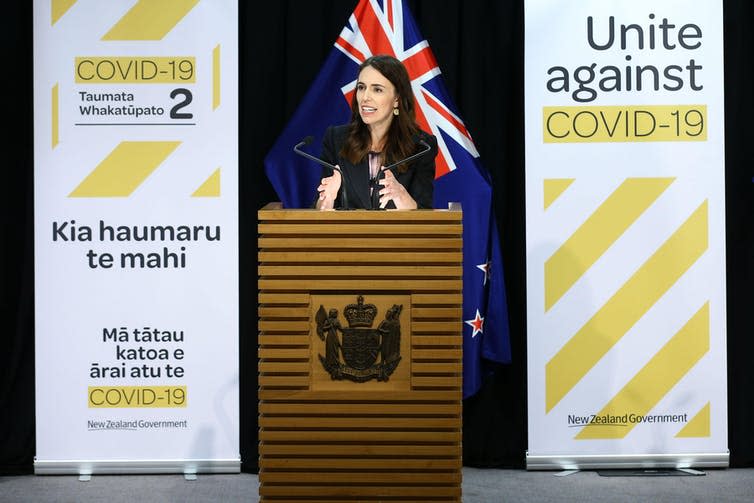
[412, 321, 462, 333]
[259, 430, 461, 443]
[259, 265, 460, 276]
[258, 207, 461, 502]
[412, 293, 463, 304]
[258, 205, 462, 221]
[259, 251, 461, 263]
[258, 375, 310, 387]
[412, 336, 461, 347]
[259, 444, 460, 456]
[258, 237, 461, 249]
[260, 403, 458, 415]
[412, 362, 463, 374]
[259, 279, 461, 290]
[412, 349, 463, 360]
[258, 320, 310, 332]
[413, 307, 463, 318]
[258, 362, 310, 373]
[258, 292, 309, 304]
[258, 335, 309, 346]
[258, 348, 310, 359]
[259, 223, 461, 235]
[259, 457, 461, 470]
[259, 485, 461, 498]
[258, 306, 309, 317]
[259, 471, 461, 484]
[258, 390, 460, 401]
[412, 376, 462, 388]
[258, 500, 458, 503]
[258, 417, 461, 429]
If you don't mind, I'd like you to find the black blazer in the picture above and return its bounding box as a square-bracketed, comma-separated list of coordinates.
[318, 124, 437, 209]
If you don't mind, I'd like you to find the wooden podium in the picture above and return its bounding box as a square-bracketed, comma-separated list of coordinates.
[257, 202, 463, 502]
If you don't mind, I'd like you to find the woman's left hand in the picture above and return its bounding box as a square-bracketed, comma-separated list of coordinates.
[378, 169, 417, 209]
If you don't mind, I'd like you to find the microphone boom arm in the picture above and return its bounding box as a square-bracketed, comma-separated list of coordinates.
[293, 140, 342, 173]
[370, 139, 433, 209]
[381, 139, 432, 173]
[293, 138, 350, 209]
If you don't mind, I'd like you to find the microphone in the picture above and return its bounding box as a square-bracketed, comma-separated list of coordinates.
[293, 136, 350, 210]
[369, 138, 433, 209]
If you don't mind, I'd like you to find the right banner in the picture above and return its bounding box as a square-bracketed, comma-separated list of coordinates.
[525, 0, 728, 469]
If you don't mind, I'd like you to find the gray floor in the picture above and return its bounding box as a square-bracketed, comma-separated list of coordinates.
[1, 468, 753, 502]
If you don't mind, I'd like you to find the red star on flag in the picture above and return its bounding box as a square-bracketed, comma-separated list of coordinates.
[465, 309, 485, 338]
[476, 260, 491, 285]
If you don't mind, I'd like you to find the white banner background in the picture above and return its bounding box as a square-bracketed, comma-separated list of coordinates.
[33, 0, 238, 472]
[525, 0, 727, 468]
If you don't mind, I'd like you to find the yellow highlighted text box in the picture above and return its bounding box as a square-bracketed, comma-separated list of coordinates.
[88, 386, 187, 408]
[543, 105, 707, 143]
[75, 57, 195, 83]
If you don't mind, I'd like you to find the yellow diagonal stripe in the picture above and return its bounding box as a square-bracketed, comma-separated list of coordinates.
[545, 178, 674, 311]
[192, 168, 221, 197]
[676, 402, 711, 438]
[546, 201, 708, 412]
[544, 178, 574, 210]
[102, 0, 199, 41]
[52, 84, 59, 149]
[69, 142, 180, 197]
[576, 303, 709, 439]
[52, 0, 77, 25]
[213, 44, 221, 110]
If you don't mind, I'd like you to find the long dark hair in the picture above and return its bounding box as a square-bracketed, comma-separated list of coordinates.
[341, 55, 420, 173]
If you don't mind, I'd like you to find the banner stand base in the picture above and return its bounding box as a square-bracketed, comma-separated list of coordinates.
[34, 458, 240, 475]
[526, 452, 729, 471]
[596, 468, 705, 477]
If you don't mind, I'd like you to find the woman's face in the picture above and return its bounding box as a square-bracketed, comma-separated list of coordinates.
[356, 65, 399, 132]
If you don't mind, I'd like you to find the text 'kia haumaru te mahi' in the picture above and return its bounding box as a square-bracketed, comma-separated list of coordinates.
[51, 219, 221, 269]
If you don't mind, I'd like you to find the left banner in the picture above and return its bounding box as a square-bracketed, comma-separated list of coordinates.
[33, 1, 239, 474]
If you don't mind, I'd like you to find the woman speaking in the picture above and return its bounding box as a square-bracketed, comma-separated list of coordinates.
[315, 55, 438, 210]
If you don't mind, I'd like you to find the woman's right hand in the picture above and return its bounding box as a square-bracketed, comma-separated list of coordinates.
[315, 168, 342, 209]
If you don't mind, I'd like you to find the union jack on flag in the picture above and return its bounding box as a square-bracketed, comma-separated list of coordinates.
[264, 0, 511, 398]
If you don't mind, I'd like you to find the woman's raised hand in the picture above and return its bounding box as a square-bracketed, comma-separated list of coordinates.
[316, 168, 342, 209]
[378, 169, 416, 209]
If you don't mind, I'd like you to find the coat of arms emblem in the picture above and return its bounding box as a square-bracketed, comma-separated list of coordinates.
[315, 295, 402, 382]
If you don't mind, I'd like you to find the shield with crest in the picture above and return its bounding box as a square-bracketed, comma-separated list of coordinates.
[341, 327, 380, 370]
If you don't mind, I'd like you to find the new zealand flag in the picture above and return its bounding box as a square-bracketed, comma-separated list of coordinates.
[264, 0, 511, 397]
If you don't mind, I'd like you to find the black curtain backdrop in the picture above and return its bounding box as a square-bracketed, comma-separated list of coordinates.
[2, 1, 752, 474]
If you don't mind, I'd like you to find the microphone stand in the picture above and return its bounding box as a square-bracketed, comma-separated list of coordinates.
[369, 139, 433, 210]
[381, 139, 432, 173]
[294, 139, 349, 209]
